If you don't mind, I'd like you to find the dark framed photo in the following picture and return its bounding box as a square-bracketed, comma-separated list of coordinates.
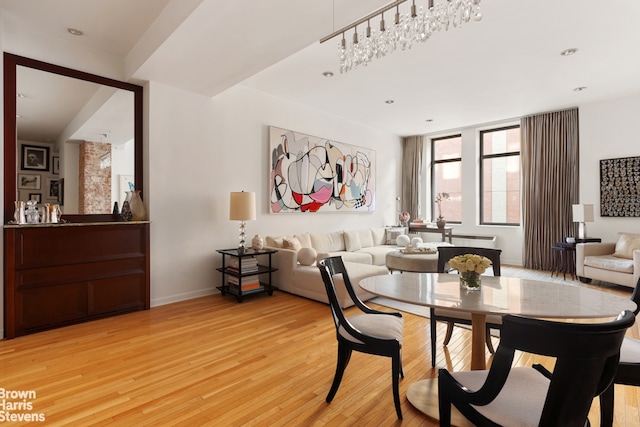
[18, 173, 41, 190]
[28, 193, 42, 203]
[53, 156, 60, 174]
[21, 144, 50, 171]
[46, 178, 59, 199]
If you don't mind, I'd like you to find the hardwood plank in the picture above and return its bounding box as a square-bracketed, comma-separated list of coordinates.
[0, 282, 637, 426]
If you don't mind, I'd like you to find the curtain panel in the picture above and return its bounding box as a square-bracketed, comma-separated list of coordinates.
[521, 108, 579, 270]
[401, 136, 424, 222]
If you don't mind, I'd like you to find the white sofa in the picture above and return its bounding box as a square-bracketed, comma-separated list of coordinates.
[265, 228, 403, 307]
[576, 232, 640, 289]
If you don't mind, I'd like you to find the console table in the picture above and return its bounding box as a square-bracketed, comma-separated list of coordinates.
[408, 224, 453, 243]
[216, 248, 277, 302]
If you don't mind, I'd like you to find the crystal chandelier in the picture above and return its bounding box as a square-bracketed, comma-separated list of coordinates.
[320, 0, 483, 74]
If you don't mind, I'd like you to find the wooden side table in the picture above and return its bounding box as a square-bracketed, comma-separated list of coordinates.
[216, 248, 277, 302]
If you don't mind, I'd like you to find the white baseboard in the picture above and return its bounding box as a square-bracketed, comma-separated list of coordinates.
[151, 288, 217, 307]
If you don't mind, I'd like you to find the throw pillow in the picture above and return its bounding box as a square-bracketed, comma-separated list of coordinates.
[282, 237, 302, 252]
[344, 230, 362, 252]
[386, 227, 406, 245]
[396, 234, 411, 247]
[613, 232, 640, 259]
[297, 247, 317, 266]
[316, 252, 331, 263]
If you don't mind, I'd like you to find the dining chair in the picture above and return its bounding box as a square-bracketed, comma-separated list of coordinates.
[431, 246, 503, 367]
[439, 311, 635, 427]
[317, 256, 405, 419]
[599, 277, 640, 427]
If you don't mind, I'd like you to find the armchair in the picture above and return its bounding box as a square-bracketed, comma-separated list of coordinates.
[576, 232, 640, 289]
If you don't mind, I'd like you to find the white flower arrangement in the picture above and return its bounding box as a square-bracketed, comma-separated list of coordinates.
[448, 254, 492, 274]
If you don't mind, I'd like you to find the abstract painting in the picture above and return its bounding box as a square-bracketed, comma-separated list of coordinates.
[600, 156, 640, 217]
[269, 126, 375, 213]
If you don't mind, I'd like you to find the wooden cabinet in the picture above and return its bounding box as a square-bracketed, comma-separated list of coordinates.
[4, 222, 150, 339]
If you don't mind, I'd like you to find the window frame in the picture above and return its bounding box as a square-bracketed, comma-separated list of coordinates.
[479, 124, 521, 226]
[431, 134, 462, 224]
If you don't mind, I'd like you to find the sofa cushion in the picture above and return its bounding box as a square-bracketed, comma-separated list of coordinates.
[265, 235, 285, 248]
[357, 246, 401, 266]
[343, 230, 362, 252]
[585, 255, 634, 274]
[282, 237, 302, 252]
[319, 250, 372, 264]
[296, 233, 312, 248]
[311, 231, 345, 252]
[298, 247, 317, 266]
[613, 232, 640, 260]
[371, 228, 386, 246]
[358, 229, 374, 248]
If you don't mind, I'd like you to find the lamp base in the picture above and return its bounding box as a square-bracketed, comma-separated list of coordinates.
[238, 220, 247, 254]
[578, 222, 587, 239]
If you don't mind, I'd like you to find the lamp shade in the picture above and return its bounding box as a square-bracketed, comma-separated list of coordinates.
[572, 204, 594, 223]
[229, 191, 256, 221]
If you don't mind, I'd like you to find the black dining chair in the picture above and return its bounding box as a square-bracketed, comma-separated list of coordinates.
[439, 310, 635, 427]
[599, 277, 640, 427]
[317, 256, 405, 419]
[431, 246, 503, 367]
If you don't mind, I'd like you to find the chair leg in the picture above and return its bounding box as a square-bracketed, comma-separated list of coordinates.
[438, 375, 452, 427]
[392, 353, 403, 420]
[430, 309, 437, 367]
[399, 349, 404, 379]
[326, 344, 351, 403]
[599, 383, 615, 427]
[486, 325, 496, 354]
[442, 322, 454, 345]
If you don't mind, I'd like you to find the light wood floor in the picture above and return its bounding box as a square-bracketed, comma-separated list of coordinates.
[1, 281, 639, 426]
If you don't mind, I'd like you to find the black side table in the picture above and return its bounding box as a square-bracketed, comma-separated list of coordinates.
[554, 238, 601, 280]
[216, 248, 277, 302]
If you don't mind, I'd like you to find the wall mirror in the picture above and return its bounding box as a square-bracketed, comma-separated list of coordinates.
[3, 53, 143, 223]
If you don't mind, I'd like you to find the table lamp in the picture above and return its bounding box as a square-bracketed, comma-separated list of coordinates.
[229, 191, 256, 254]
[572, 203, 594, 239]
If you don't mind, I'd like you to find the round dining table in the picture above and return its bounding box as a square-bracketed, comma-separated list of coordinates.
[359, 273, 637, 424]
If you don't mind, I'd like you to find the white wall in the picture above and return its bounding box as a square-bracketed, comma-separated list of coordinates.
[579, 94, 640, 243]
[147, 82, 402, 306]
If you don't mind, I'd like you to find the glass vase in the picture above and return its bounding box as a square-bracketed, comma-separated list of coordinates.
[460, 271, 481, 290]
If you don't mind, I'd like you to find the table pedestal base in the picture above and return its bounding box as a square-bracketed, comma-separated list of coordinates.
[407, 379, 474, 427]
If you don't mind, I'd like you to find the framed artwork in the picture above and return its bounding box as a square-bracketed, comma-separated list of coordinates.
[58, 178, 64, 205]
[269, 126, 376, 213]
[18, 173, 41, 190]
[600, 156, 640, 217]
[21, 144, 50, 171]
[46, 178, 60, 199]
[28, 193, 42, 203]
[53, 156, 60, 174]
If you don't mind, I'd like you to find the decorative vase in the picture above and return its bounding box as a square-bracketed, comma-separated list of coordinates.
[129, 190, 147, 221]
[436, 218, 446, 229]
[252, 234, 264, 250]
[14, 200, 26, 224]
[460, 271, 482, 290]
[121, 201, 133, 221]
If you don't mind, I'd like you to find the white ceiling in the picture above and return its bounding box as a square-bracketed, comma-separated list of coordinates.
[3, 0, 640, 139]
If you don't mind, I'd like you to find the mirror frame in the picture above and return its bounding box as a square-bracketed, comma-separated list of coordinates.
[3, 52, 143, 223]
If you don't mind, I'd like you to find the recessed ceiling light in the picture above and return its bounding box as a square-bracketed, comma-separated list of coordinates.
[67, 28, 84, 36]
[16, 114, 21, 118]
[322, 71, 334, 77]
[385, 100, 394, 104]
[560, 48, 578, 56]
[17, 93, 26, 98]
[425, 119, 434, 123]
[573, 86, 587, 92]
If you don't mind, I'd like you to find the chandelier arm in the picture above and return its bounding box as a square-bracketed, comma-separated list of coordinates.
[320, 0, 408, 43]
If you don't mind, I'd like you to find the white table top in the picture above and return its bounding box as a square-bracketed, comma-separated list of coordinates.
[360, 273, 637, 319]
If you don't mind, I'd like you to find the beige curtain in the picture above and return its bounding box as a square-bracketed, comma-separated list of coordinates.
[401, 136, 424, 222]
[521, 108, 580, 270]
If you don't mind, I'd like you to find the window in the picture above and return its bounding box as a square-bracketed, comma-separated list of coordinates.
[480, 125, 521, 225]
[432, 134, 462, 222]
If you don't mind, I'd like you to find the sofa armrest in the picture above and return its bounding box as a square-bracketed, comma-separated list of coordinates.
[265, 246, 297, 288]
[576, 242, 616, 276]
[634, 249, 640, 287]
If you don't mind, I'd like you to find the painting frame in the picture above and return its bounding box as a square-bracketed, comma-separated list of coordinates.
[21, 144, 50, 171]
[269, 126, 376, 214]
[600, 156, 640, 217]
[46, 178, 60, 200]
[53, 156, 60, 174]
[17, 173, 41, 190]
